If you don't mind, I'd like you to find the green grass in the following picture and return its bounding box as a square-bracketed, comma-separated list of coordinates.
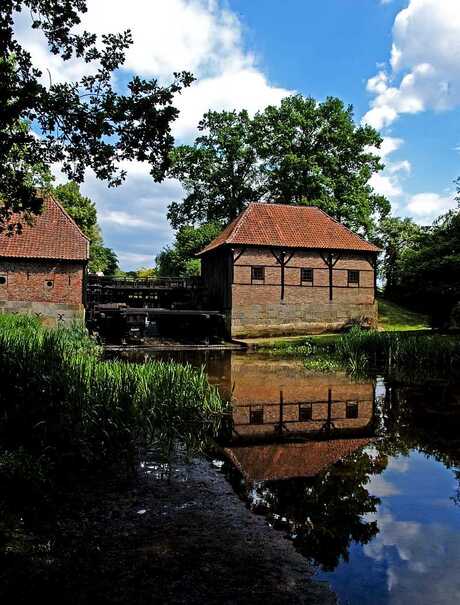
[334, 327, 460, 376]
[377, 298, 430, 332]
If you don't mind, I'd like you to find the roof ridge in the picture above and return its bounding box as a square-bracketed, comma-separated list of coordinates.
[47, 194, 90, 242]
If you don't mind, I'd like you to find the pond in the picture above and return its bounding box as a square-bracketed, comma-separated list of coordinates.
[119, 349, 460, 605]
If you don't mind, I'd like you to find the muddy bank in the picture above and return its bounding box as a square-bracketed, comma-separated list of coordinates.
[1, 455, 336, 605]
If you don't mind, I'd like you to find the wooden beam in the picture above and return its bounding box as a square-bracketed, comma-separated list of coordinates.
[270, 249, 296, 300]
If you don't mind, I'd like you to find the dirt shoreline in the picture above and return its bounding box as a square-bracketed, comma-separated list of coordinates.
[2, 455, 336, 605]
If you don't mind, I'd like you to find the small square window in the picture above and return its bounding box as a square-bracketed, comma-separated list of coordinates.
[348, 270, 360, 285]
[301, 268, 313, 283]
[299, 403, 313, 421]
[45, 280, 54, 289]
[249, 407, 264, 425]
[346, 401, 359, 419]
[0, 275, 7, 286]
[251, 266, 265, 282]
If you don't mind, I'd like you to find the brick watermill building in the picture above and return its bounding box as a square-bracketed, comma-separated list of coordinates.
[0, 196, 89, 324]
[198, 203, 381, 338]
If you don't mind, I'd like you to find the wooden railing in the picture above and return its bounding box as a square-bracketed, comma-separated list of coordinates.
[87, 275, 203, 290]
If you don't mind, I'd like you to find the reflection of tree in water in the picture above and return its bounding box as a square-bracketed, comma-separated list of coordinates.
[378, 379, 460, 506]
[249, 447, 388, 572]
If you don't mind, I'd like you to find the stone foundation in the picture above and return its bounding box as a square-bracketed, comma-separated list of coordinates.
[0, 300, 85, 326]
[231, 301, 378, 338]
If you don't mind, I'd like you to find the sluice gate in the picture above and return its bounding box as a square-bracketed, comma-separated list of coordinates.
[86, 275, 227, 344]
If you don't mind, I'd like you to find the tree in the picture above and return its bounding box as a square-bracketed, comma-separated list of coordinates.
[156, 222, 222, 276]
[384, 209, 460, 328]
[254, 96, 390, 236]
[376, 216, 424, 296]
[168, 95, 390, 236]
[1, 0, 193, 229]
[52, 181, 118, 274]
[167, 110, 263, 229]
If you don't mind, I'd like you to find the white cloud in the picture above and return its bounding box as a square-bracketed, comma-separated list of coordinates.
[367, 475, 400, 497]
[369, 172, 404, 199]
[14, 1, 293, 268]
[368, 136, 410, 203]
[364, 509, 460, 605]
[80, 168, 184, 269]
[406, 192, 456, 223]
[364, 0, 460, 129]
[173, 67, 289, 139]
[14, 0, 291, 141]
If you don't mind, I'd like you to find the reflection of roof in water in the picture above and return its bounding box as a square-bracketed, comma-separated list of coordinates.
[225, 438, 371, 483]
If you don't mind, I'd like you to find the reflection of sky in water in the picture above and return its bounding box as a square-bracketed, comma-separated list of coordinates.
[316, 450, 460, 605]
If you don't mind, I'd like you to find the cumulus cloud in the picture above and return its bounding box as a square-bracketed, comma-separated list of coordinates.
[406, 192, 456, 224]
[364, 0, 460, 129]
[14, 1, 292, 268]
[14, 0, 291, 141]
[364, 509, 460, 605]
[368, 136, 411, 203]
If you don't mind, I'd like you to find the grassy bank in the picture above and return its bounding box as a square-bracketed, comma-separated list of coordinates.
[334, 328, 460, 376]
[0, 314, 224, 514]
[257, 326, 460, 377]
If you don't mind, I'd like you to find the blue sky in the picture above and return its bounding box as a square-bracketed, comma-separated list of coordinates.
[15, 0, 460, 269]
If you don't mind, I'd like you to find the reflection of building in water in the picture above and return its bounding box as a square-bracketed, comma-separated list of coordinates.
[221, 355, 376, 484]
[226, 438, 372, 483]
[228, 356, 375, 442]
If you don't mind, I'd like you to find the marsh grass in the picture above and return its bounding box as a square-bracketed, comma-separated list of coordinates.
[0, 314, 225, 496]
[334, 327, 460, 376]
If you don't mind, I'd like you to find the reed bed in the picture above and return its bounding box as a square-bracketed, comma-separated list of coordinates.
[0, 314, 224, 489]
[334, 327, 460, 376]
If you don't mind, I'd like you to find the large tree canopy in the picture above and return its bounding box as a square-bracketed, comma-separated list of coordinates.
[0, 0, 192, 229]
[168, 110, 263, 229]
[168, 95, 390, 236]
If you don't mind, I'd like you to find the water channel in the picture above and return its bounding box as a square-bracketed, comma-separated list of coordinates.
[121, 348, 460, 605]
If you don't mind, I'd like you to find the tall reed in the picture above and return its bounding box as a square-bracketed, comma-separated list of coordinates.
[334, 327, 460, 376]
[0, 314, 224, 485]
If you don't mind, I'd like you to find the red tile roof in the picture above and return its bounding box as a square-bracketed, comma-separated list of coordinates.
[0, 196, 89, 261]
[225, 438, 371, 483]
[198, 203, 381, 255]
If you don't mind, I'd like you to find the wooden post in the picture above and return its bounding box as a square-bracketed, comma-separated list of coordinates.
[270, 249, 295, 301]
[320, 252, 341, 301]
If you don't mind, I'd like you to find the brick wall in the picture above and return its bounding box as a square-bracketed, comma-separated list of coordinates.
[229, 358, 374, 440]
[230, 247, 377, 337]
[0, 259, 85, 324]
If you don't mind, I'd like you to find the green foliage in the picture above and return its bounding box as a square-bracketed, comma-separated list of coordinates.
[168, 96, 390, 236]
[334, 327, 460, 376]
[0, 314, 225, 502]
[254, 96, 390, 236]
[89, 242, 119, 275]
[375, 216, 424, 296]
[53, 181, 99, 239]
[1, 1, 193, 227]
[52, 181, 119, 274]
[156, 222, 222, 276]
[387, 209, 460, 327]
[168, 110, 262, 228]
[136, 267, 158, 278]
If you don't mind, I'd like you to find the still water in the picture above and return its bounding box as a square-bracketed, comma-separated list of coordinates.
[123, 349, 460, 604]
